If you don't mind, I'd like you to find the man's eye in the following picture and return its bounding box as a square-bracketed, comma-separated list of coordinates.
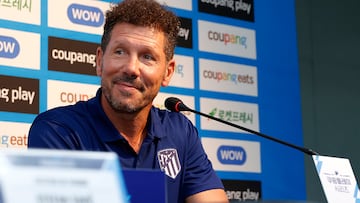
[115, 50, 124, 55]
[143, 54, 154, 60]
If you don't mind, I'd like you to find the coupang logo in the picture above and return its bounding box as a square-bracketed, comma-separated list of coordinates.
[175, 64, 185, 78]
[67, 4, 104, 27]
[0, 35, 20, 59]
[217, 145, 247, 165]
[208, 30, 247, 48]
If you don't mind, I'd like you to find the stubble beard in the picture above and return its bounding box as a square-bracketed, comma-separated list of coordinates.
[101, 79, 156, 114]
[101, 81, 140, 113]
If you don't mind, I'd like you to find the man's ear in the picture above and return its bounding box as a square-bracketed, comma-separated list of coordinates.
[96, 47, 103, 76]
[161, 58, 176, 87]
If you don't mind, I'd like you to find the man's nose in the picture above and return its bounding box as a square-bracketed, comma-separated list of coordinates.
[123, 55, 140, 77]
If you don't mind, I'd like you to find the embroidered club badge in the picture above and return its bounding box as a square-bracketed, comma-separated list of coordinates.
[157, 148, 181, 179]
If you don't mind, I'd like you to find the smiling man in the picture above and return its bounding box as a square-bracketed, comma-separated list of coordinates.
[28, 0, 228, 203]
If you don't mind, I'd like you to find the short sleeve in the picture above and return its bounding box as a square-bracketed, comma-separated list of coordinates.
[28, 113, 80, 149]
[182, 122, 224, 197]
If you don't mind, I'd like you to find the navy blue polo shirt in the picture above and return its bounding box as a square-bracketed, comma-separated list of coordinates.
[28, 88, 224, 203]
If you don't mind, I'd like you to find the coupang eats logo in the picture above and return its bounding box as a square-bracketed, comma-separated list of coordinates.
[0, 35, 20, 59]
[67, 4, 104, 27]
[203, 69, 254, 85]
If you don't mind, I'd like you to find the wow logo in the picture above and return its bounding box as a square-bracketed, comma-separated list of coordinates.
[0, 35, 20, 59]
[67, 4, 104, 27]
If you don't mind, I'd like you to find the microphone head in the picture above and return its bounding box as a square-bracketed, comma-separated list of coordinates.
[164, 97, 190, 112]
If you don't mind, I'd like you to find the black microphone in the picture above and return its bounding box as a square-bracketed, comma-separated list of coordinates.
[165, 97, 319, 156]
[164, 97, 191, 112]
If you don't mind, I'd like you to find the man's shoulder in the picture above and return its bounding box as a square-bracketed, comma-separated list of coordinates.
[151, 106, 191, 124]
[150, 106, 197, 140]
[35, 101, 91, 123]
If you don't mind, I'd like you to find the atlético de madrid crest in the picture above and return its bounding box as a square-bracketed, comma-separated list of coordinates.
[157, 148, 181, 179]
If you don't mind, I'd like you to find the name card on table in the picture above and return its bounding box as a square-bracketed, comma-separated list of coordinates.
[0, 149, 129, 203]
[313, 155, 360, 203]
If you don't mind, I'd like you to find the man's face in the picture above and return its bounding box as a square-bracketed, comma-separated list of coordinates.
[96, 23, 175, 113]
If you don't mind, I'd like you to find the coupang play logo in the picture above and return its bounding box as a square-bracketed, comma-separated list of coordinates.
[0, 35, 20, 59]
[67, 3, 104, 27]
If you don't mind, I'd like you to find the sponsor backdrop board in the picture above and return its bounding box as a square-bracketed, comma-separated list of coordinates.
[0, 0, 305, 201]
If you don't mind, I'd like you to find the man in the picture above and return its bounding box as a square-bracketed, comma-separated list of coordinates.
[28, 0, 228, 202]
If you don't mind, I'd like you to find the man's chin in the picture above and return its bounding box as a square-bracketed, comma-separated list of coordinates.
[111, 98, 144, 113]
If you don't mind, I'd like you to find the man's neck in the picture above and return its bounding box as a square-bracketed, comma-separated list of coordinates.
[118, 112, 148, 153]
[101, 96, 151, 153]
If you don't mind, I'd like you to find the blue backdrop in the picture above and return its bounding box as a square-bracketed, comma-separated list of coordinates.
[0, 0, 305, 201]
